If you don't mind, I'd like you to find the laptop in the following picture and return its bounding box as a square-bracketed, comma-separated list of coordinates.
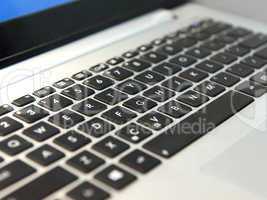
[1, 0, 267, 199]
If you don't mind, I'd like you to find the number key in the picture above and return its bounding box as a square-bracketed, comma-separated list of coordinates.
[83, 75, 114, 90]
[0, 117, 23, 136]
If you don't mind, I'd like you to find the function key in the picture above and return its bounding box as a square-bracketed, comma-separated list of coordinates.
[177, 90, 209, 107]
[214, 35, 235, 44]
[169, 55, 197, 68]
[14, 105, 49, 123]
[123, 96, 157, 113]
[72, 70, 92, 81]
[83, 75, 114, 90]
[53, 78, 75, 89]
[162, 77, 192, 92]
[102, 106, 137, 125]
[157, 43, 182, 56]
[120, 150, 161, 174]
[226, 63, 254, 78]
[0, 117, 23, 136]
[106, 57, 124, 66]
[180, 68, 208, 83]
[62, 84, 95, 100]
[240, 34, 267, 49]
[104, 67, 133, 81]
[174, 38, 197, 48]
[186, 47, 211, 59]
[93, 136, 129, 158]
[138, 44, 153, 52]
[211, 72, 240, 87]
[12, 95, 35, 107]
[27, 144, 65, 166]
[189, 31, 210, 41]
[211, 53, 237, 65]
[141, 51, 167, 64]
[54, 130, 91, 151]
[48, 109, 84, 129]
[33, 87, 56, 98]
[137, 111, 173, 131]
[38, 94, 73, 112]
[236, 81, 266, 98]
[135, 70, 165, 86]
[95, 165, 137, 190]
[78, 118, 115, 138]
[251, 71, 267, 86]
[89, 63, 109, 73]
[23, 121, 60, 142]
[143, 86, 176, 102]
[226, 45, 250, 57]
[116, 79, 147, 95]
[122, 51, 139, 59]
[158, 100, 192, 119]
[153, 62, 181, 76]
[241, 56, 267, 69]
[194, 81, 225, 97]
[226, 27, 252, 38]
[195, 60, 223, 73]
[122, 59, 151, 72]
[202, 22, 231, 35]
[0, 135, 32, 156]
[67, 182, 110, 200]
[95, 88, 128, 106]
[116, 123, 153, 144]
[201, 40, 225, 51]
[0, 105, 14, 117]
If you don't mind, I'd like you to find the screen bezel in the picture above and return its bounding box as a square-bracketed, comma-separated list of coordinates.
[0, 0, 186, 68]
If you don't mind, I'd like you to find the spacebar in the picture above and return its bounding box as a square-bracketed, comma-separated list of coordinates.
[144, 91, 254, 158]
[3, 167, 77, 200]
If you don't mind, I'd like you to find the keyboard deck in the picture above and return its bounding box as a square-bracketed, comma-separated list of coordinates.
[1, 18, 267, 199]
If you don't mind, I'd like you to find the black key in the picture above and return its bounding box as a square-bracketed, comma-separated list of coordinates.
[138, 111, 173, 131]
[157, 44, 182, 56]
[33, 87, 56, 98]
[107, 57, 124, 66]
[0, 105, 13, 117]
[83, 75, 114, 91]
[0, 135, 32, 156]
[68, 151, 105, 174]
[215, 35, 235, 44]
[143, 86, 176, 102]
[194, 81, 225, 97]
[67, 182, 110, 200]
[211, 53, 237, 65]
[226, 63, 254, 77]
[0, 117, 23, 136]
[186, 47, 211, 59]
[104, 67, 133, 81]
[240, 34, 267, 49]
[89, 64, 109, 73]
[123, 51, 139, 59]
[174, 38, 197, 48]
[152, 38, 166, 46]
[123, 96, 157, 113]
[202, 22, 231, 35]
[141, 51, 167, 64]
[180, 68, 208, 83]
[177, 90, 209, 107]
[116, 79, 147, 95]
[162, 77, 192, 92]
[195, 60, 223, 73]
[120, 150, 161, 174]
[226, 27, 251, 38]
[135, 70, 165, 85]
[236, 81, 267, 97]
[95, 165, 136, 190]
[158, 100, 192, 118]
[27, 145, 65, 166]
[62, 84, 95, 100]
[3, 167, 77, 200]
[48, 109, 84, 129]
[72, 70, 92, 81]
[169, 55, 197, 67]
[0, 160, 35, 190]
[53, 78, 75, 89]
[189, 31, 210, 41]
[14, 105, 49, 123]
[255, 47, 267, 60]
[78, 118, 115, 138]
[54, 130, 91, 151]
[138, 44, 153, 52]
[241, 56, 267, 69]
[122, 59, 151, 72]
[153, 62, 181, 76]
[144, 90, 254, 158]
[251, 71, 267, 86]
[0, 157, 3, 163]
[116, 123, 153, 144]
[23, 121, 60, 142]
[38, 94, 73, 112]
[72, 98, 107, 117]
[226, 45, 250, 57]
[93, 136, 129, 158]
[211, 72, 240, 87]
[12, 95, 35, 107]
[95, 88, 128, 105]
[201, 40, 225, 51]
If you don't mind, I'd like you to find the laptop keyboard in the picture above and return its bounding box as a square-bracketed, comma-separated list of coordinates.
[0, 18, 267, 199]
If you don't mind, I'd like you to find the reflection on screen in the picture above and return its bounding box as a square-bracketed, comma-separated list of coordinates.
[0, 0, 73, 23]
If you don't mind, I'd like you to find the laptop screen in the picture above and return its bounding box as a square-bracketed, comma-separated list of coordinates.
[0, 0, 74, 23]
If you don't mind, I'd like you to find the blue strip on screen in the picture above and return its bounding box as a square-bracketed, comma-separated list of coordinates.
[0, 0, 73, 23]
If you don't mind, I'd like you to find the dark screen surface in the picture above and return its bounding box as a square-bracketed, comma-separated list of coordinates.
[0, 0, 187, 68]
